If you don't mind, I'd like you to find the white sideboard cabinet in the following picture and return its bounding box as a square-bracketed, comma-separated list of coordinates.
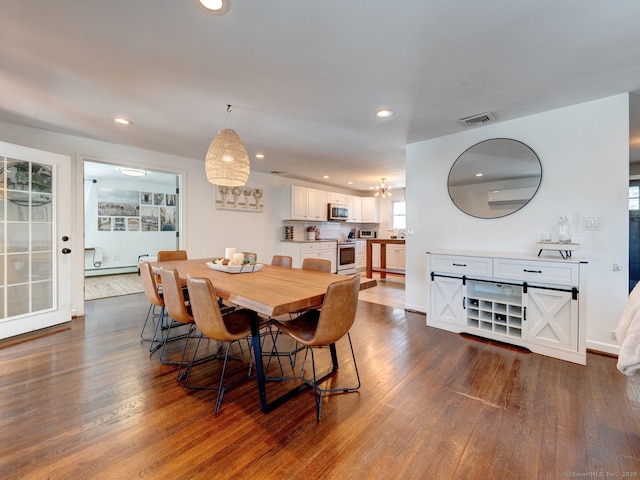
[427, 250, 587, 364]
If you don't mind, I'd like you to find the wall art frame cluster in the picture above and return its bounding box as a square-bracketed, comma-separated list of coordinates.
[215, 185, 264, 212]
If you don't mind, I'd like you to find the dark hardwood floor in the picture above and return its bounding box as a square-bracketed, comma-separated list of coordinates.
[1, 292, 639, 479]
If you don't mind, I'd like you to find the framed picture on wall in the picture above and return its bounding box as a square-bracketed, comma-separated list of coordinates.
[215, 185, 264, 212]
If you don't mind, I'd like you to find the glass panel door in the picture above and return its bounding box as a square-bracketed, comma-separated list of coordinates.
[1, 159, 54, 318]
[0, 142, 71, 339]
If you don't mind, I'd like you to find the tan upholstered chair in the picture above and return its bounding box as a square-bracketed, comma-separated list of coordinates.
[158, 268, 197, 375]
[268, 255, 333, 367]
[139, 261, 165, 352]
[273, 275, 361, 421]
[301, 257, 331, 273]
[157, 250, 188, 262]
[156, 250, 188, 287]
[186, 275, 255, 415]
[271, 255, 293, 268]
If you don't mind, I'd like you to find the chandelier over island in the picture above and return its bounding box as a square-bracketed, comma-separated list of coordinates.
[373, 178, 392, 198]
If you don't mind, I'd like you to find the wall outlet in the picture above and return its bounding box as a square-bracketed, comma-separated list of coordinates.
[611, 330, 617, 341]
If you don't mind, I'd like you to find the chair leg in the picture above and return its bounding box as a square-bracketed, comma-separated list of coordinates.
[140, 303, 154, 340]
[182, 339, 252, 415]
[300, 333, 361, 421]
[261, 326, 288, 380]
[214, 342, 234, 416]
[155, 318, 193, 365]
[177, 326, 200, 382]
[140, 304, 165, 350]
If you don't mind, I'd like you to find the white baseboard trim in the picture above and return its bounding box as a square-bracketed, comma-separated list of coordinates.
[586, 339, 619, 356]
[85, 266, 138, 277]
[404, 303, 426, 314]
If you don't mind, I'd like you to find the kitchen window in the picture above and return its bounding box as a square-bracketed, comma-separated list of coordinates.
[630, 185, 639, 210]
[392, 200, 406, 229]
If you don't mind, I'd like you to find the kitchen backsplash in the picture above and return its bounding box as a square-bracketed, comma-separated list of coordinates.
[282, 222, 378, 241]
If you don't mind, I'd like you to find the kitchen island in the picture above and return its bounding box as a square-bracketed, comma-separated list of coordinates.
[366, 239, 406, 279]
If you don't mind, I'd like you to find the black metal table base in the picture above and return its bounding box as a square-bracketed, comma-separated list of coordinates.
[250, 311, 338, 413]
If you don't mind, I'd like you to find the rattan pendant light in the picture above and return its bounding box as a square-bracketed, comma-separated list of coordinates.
[205, 105, 250, 187]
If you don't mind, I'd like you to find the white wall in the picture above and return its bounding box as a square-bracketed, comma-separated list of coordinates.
[404, 94, 630, 354]
[83, 171, 179, 272]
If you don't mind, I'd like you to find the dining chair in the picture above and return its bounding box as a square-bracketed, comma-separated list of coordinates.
[185, 275, 256, 415]
[157, 267, 198, 376]
[157, 250, 188, 262]
[301, 257, 332, 273]
[242, 252, 258, 263]
[273, 274, 361, 421]
[156, 250, 189, 296]
[271, 255, 293, 268]
[139, 261, 165, 352]
[268, 255, 332, 367]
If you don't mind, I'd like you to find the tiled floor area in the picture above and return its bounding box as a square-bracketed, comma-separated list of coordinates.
[358, 272, 405, 309]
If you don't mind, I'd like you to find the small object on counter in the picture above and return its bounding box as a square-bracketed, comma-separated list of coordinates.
[225, 247, 236, 259]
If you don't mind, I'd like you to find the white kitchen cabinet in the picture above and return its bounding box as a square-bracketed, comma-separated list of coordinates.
[289, 185, 307, 220]
[281, 241, 337, 273]
[282, 186, 328, 221]
[354, 240, 366, 271]
[328, 192, 347, 205]
[427, 250, 587, 364]
[319, 242, 337, 272]
[347, 195, 362, 222]
[306, 188, 328, 221]
[361, 197, 379, 223]
[386, 245, 405, 269]
[371, 243, 380, 268]
[371, 243, 405, 269]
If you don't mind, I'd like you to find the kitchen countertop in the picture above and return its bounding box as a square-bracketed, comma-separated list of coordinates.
[281, 239, 340, 243]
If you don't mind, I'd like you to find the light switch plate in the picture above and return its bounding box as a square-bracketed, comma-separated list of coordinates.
[583, 217, 603, 231]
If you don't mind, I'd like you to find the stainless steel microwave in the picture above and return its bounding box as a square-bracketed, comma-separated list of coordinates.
[359, 230, 376, 238]
[328, 203, 348, 221]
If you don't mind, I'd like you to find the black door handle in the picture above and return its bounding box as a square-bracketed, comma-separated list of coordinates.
[62, 248, 71, 254]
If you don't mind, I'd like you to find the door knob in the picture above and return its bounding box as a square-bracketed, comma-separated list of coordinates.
[62, 248, 72, 254]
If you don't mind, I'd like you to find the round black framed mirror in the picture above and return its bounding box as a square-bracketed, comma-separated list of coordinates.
[447, 138, 542, 219]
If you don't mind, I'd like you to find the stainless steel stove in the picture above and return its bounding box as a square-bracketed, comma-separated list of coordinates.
[337, 241, 356, 274]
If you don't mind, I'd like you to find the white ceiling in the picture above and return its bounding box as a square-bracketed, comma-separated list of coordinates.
[2, 0, 640, 192]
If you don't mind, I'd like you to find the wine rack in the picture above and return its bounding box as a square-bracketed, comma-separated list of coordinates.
[465, 281, 523, 339]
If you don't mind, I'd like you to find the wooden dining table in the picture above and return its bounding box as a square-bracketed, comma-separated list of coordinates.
[150, 259, 376, 413]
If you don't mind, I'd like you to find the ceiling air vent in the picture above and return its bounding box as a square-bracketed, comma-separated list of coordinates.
[459, 112, 495, 127]
[269, 170, 286, 175]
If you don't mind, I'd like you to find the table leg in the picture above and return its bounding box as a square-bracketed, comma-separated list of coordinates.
[380, 244, 387, 279]
[329, 343, 339, 372]
[249, 311, 269, 412]
[250, 312, 342, 414]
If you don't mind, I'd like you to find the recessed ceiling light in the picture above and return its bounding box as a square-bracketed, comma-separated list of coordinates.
[375, 109, 394, 118]
[199, 0, 230, 14]
[475, 173, 484, 177]
[347, 181, 353, 185]
[119, 168, 148, 177]
[255, 153, 264, 159]
[322, 175, 329, 179]
[114, 117, 132, 125]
